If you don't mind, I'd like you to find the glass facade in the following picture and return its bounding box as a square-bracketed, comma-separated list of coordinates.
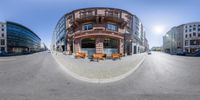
[6, 21, 41, 53]
[52, 16, 66, 52]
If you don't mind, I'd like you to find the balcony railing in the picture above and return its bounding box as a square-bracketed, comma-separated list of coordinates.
[73, 29, 124, 39]
[74, 10, 125, 24]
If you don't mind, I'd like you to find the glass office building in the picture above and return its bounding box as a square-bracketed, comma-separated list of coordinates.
[6, 21, 41, 54]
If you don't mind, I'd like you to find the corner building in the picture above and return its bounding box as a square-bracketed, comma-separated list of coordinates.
[52, 7, 148, 57]
[163, 22, 200, 55]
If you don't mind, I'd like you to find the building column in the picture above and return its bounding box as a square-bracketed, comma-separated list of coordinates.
[66, 40, 71, 54]
[74, 39, 81, 53]
[119, 39, 124, 54]
[96, 38, 104, 53]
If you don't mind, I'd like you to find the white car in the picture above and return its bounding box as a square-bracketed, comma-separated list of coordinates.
[148, 51, 152, 55]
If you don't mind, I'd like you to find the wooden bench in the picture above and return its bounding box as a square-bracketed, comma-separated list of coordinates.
[75, 52, 87, 59]
[111, 53, 121, 60]
[92, 53, 106, 61]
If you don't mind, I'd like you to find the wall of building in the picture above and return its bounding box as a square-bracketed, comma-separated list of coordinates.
[163, 22, 200, 55]
[0, 22, 7, 53]
[6, 21, 41, 54]
[183, 22, 200, 53]
[163, 27, 182, 54]
[52, 16, 66, 52]
[52, 7, 148, 56]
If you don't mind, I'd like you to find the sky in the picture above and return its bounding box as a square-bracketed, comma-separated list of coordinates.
[0, 0, 200, 48]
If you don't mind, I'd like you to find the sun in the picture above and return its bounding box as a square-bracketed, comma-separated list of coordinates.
[154, 25, 165, 34]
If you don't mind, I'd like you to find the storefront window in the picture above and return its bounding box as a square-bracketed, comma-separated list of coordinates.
[81, 38, 95, 48]
[104, 38, 118, 48]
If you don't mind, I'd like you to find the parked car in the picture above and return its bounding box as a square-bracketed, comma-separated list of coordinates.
[177, 52, 186, 56]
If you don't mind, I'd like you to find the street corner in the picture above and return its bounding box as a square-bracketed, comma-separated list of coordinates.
[51, 52, 146, 83]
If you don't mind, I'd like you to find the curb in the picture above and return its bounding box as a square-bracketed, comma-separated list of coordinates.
[52, 52, 145, 84]
[0, 58, 16, 62]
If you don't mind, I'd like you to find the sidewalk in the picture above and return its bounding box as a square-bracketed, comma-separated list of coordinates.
[52, 52, 146, 83]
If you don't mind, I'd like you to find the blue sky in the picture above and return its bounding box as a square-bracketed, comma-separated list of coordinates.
[1, 0, 200, 48]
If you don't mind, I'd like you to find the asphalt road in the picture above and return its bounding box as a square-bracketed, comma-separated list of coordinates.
[0, 51, 200, 100]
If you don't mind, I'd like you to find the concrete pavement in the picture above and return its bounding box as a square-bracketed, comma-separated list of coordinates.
[0, 51, 200, 100]
[52, 51, 145, 83]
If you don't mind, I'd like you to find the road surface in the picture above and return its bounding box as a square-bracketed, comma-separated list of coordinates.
[0, 51, 200, 100]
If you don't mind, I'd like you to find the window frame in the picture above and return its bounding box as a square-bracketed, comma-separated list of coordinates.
[106, 23, 118, 31]
[83, 23, 93, 31]
[0, 39, 5, 45]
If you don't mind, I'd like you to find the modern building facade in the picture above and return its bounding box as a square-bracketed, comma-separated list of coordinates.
[0, 21, 41, 55]
[163, 22, 200, 55]
[52, 7, 149, 57]
[163, 26, 184, 54]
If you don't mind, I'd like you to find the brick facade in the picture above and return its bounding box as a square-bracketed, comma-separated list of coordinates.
[52, 7, 148, 56]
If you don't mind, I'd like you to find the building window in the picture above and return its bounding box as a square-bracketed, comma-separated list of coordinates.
[1, 25, 4, 27]
[198, 28, 200, 32]
[189, 34, 192, 38]
[81, 38, 95, 48]
[1, 28, 4, 31]
[185, 26, 187, 28]
[185, 34, 188, 38]
[190, 25, 192, 28]
[0, 39, 5, 45]
[185, 40, 188, 46]
[1, 33, 4, 37]
[185, 30, 187, 32]
[198, 33, 200, 37]
[189, 29, 192, 32]
[0, 47, 5, 52]
[190, 40, 197, 45]
[193, 32, 196, 36]
[83, 23, 93, 30]
[107, 23, 118, 31]
[104, 38, 118, 48]
[193, 28, 196, 31]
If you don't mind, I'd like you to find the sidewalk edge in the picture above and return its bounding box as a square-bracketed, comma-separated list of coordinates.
[52, 52, 145, 84]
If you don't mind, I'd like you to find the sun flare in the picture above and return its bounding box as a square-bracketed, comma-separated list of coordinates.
[154, 25, 165, 34]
